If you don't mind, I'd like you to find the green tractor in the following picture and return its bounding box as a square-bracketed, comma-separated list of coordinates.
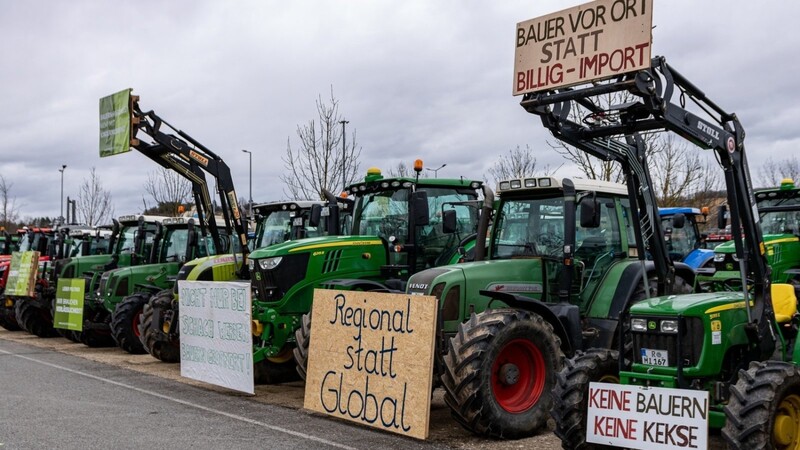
[705, 179, 800, 290]
[138, 198, 347, 363]
[72, 215, 166, 346]
[102, 216, 227, 353]
[250, 165, 485, 383]
[543, 57, 800, 449]
[404, 175, 694, 438]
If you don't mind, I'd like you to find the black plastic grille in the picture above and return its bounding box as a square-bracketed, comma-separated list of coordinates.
[252, 253, 310, 302]
[632, 317, 704, 367]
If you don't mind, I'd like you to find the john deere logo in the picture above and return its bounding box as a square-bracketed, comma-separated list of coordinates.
[255, 273, 261, 281]
[648, 321, 657, 330]
[726, 263, 734, 270]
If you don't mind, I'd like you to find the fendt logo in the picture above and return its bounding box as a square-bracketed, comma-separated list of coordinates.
[696, 121, 720, 140]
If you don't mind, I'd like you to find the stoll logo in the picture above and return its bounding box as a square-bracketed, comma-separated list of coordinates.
[697, 121, 720, 140]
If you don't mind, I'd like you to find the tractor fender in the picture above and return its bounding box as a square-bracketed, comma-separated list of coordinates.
[607, 261, 695, 320]
[322, 278, 398, 293]
[479, 289, 578, 357]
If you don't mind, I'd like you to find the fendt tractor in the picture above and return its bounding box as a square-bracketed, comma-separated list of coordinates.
[248, 163, 485, 383]
[139, 197, 348, 363]
[660, 207, 715, 271]
[705, 179, 800, 290]
[540, 57, 800, 450]
[1, 228, 58, 336]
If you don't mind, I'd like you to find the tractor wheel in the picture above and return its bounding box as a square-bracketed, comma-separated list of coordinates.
[14, 299, 58, 337]
[723, 360, 800, 449]
[0, 303, 21, 331]
[293, 312, 312, 381]
[78, 327, 116, 347]
[111, 293, 150, 354]
[255, 349, 302, 385]
[551, 349, 621, 450]
[441, 309, 563, 439]
[139, 292, 180, 363]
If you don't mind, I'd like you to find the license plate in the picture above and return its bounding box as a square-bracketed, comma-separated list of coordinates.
[641, 348, 669, 366]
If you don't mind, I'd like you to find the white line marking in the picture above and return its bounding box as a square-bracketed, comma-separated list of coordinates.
[0, 348, 355, 450]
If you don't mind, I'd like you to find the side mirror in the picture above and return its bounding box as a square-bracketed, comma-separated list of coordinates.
[411, 191, 429, 226]
[579, 197, 600, 228]
[671, 213, 686, 229]
[38, 234, 49, 254]
[309, 204, 322, 227]
[717, 205, 728, 230]
[81, 240, 91, 256]
[442, 210, 457, 234]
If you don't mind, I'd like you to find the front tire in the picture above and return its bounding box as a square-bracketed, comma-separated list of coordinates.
[255, 350, 302, 385]
[15, 299, 58, 337]
[292, 312, 312, 381]
[552, 349, 621, 450]
[111, 293, 150, 354]
[139, 290, 180, 363]
[441, 309, 563, 439]
[723, 360, 800, 449]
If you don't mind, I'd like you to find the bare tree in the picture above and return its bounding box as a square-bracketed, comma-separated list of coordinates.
[649, 134, 705, 207]
[0, 175, 20, 231]
[387, 161, 410, 178]
[758, 156, 800, 188]
[143, 167, 192, 217]
[76, 168, 115, 226]
[487, 144, 561, 186]
[281, 88, 361, 200]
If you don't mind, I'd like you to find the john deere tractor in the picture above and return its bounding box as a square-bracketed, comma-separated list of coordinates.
[705, 179, 800, 290]
[542, 57, 800, 449]
[250, 163, 485, 383]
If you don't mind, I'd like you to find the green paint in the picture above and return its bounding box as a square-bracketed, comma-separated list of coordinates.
[99, 89, 132, 157]
[53, 278, 85, 331]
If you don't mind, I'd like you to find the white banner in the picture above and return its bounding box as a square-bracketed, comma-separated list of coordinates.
[179, 280, 254, 395]
[587, 382, 708, 449]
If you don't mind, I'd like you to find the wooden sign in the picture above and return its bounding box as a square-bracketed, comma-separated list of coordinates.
[303, 289, 438, 440]
[5, 251, 39, 297]
[513, 0, 653, 95]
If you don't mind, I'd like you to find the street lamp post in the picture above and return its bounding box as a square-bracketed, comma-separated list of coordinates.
[241, 150, 252, 219]
[339, 120, 349, 192]
[425, 163, 446, 178]
[58, 165, 67, 225]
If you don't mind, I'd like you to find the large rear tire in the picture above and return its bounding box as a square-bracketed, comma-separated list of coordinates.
[551, 349, 620, 450]
[723, 360, 800, 449]
[111, 293, 150, 354]
[441, 309, 563, 439]
[292, 312, 312, 381]
[15, 299, 58, 337]
[78, 328, 116, 347]
[139, 291, 180, 363]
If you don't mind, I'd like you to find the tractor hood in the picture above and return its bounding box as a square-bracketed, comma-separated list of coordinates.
[629, 291, 747, 317]
[249, 235, 385, 259]
[407, 259, 547, 298]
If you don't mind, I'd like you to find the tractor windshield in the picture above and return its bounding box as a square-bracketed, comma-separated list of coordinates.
[257, 211, 318, 248]
[17, 233, 33, 252]
[115, 226, 137, 254]
[760, 209, 800, 236]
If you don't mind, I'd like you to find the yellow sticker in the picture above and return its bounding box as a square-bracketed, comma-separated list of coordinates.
[711, 320, 722, 332]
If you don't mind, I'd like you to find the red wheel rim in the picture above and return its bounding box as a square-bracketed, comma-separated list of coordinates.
[491, 338, 545, 413]
[132, 311, 141, 338]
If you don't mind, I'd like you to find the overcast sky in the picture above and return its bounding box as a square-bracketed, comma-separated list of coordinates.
[2, 0, 799, 222]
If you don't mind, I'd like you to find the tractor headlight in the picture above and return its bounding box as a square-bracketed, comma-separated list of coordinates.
[714, 253, 725, 262]
[660, 319, 679, 333]
[247, 259, 254, 270]
[631, 318, 647, 332]
[258, 257, 282, 270]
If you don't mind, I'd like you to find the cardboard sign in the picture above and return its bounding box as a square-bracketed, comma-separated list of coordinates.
[587, 382, 709, 449]
[513, 0, 653, 95]
[5, 251, 39, 297]
[99, 88, 132, 157]
[53, 278, 85, 331]
[179, 280, 254, 395]
[303, 289, 438, 440]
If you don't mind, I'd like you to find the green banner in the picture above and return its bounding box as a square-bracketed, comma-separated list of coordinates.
[5, 251, 39, 297]
[53, 278, 85, 331]
[99, 88, 132, 157]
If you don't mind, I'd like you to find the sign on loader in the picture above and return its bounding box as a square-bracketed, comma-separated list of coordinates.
[514, 0, 653, 95]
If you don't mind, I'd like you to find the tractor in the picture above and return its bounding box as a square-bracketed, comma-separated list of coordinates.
[659, 207, 715, 271]
[248, 163, 485, 384]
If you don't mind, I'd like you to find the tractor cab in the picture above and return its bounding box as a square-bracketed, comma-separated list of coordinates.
[659, 207, 714, 271]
